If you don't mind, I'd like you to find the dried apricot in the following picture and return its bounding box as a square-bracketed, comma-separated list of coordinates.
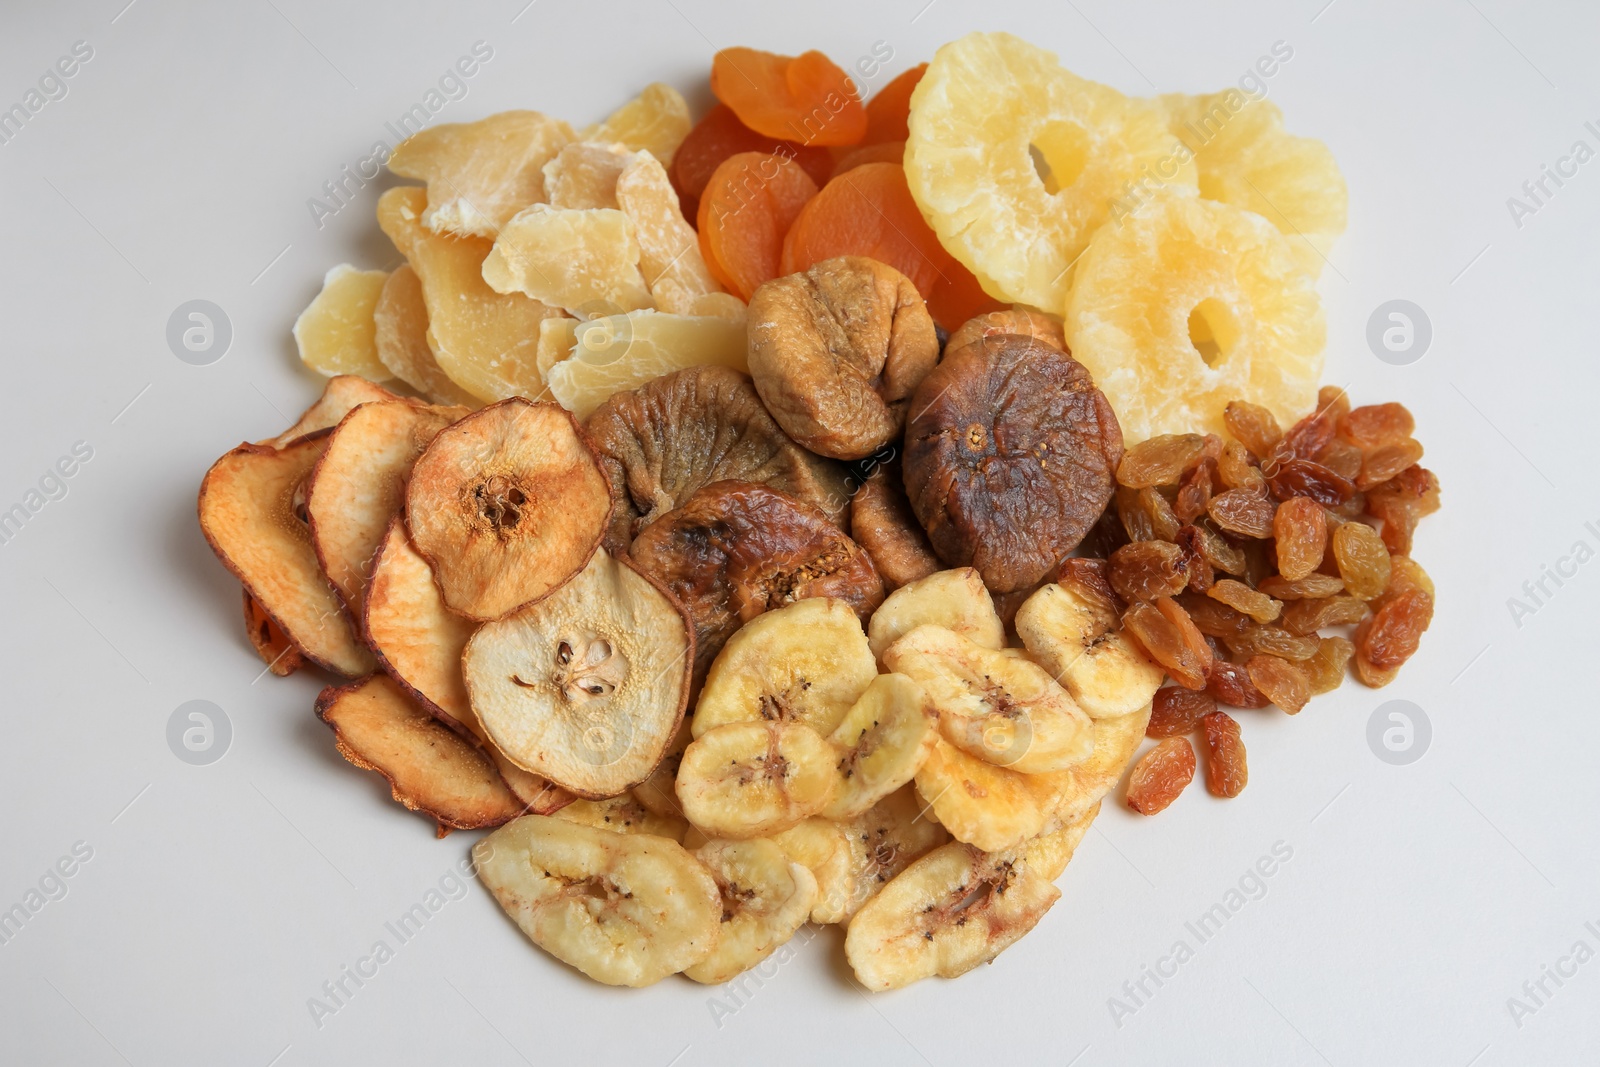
[1147, 687, 1215, 738]
[1331, 521, 1391, 600]
[1110, 540, 1189, 602]
[1208, 488, 1276, 539]
[1200, 711, 1247, 797]
[711, 47, 867, 146]
[1208, 579, 1280, 624]
[1300, 635, 1355, 694]
[829, 141, 907, 178]
[670, 104, 832, 220]
[1273, 496, 1327, 581]
[697, 152, 819, 300]
[863, 63, 926, 144]
[1126, 738, 1196, 815]
[1245, 654, 1309, 713]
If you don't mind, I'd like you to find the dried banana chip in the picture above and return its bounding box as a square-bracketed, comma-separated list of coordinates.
[388, 110, 574, 237]
[825, 673, 937, 820]
[293, 264, 393, 381]
[583, 82, 692, 165]
[481, 204, 653, 315]
[1015, 582, 1164, 719]
[552, 794, 688, 842]
[912, 739, 1057, 852]
[373, 264, 478, 407]
[684, 839, 817, 984]
[615, 151, 724, 315]
[473, 815, 721, 986]
[867, 568, 1005, 660]
[1044, 702, 1152, 829]
[1016, 800, 1099, 882]
[676, 721, 837, 838]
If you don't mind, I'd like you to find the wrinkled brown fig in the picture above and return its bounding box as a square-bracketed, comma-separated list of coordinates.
[199, 432, 374, 676]
[406, 398, 611, 620]
[850, 457, 941, 590]
[315, 674, 526, 837]
[630, 481, 884, 685]
[746, 256, 940, 460]
[462, 549, 693, 798]
[903, 336, 1123, 593]
[943, 307, 1066, 360]
[585, 365, 852, 552]
[243, 589, 302, 676]
[260, 375, 402, 448]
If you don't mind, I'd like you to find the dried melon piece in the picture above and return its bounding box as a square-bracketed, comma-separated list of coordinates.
[198, 433, 373, 676]
[292, 264, 393, 381]
[546, 311, 747, 420]
[262, 375, 401, 448]
[373, 265, 478, 406]
[615, 151, 725, 315]
[306, 399, 466, 616]
[544, 141, 635, 209]
[378, 186, 563, 403]
[387, 110, 574, 237]
[583, 82, 692, 165]
[481, 204, 654, 315]
[316, 674, 524, 836]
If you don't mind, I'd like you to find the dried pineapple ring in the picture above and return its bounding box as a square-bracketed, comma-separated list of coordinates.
[1063, 191, 1324, 443]
[904, 31, 1193, 310]
[1162, 92, 1347, 278]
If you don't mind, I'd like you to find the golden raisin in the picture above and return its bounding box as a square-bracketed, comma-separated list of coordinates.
[1201, 711, 1248, 798]
[1318, 439, 1364, 482]
[1273, 496, 1327, 581]
[1300, 635, 1355, 694]
[1126, 737, 1196, 815]
[1176, 591, 1253, 637]
[1147, 686, 1216, 738]
[1223, 401, 1282, 457]
[1224, 625, 1320, 662]
[1217, 440, 1266, 491]
[1208, 655, 1270, 708]
[1339, 403, 1414, 452]
[1123, 597, 1212, 690]
[1267, 458, 1355, 507]
[1357, 438, 1425, 491]
[1280, 595, 1368, 636]
[1332, 522, 1391, 600]
[1208, 488, 1276, 539]
[1117, 433, 1207, 488]
[1208, 578, 1281, 624]
[1351, 617, 1399, 688]
[1258, 573, 1345, 600]
[1246, 654, 1310, 713]
[1360, 588, 1433, 670]
[1110, 540, 1189, 602]
[1174, 459, 1215, 523]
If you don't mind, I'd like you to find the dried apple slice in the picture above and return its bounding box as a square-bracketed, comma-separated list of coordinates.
[316, 674, 524, 836]
[199, 433, 373, 676]
[481, 204, 654, 315]
[293, 265, 393, 381]
[378, 186, 564, 403]
[406, 397, 611, 620]
[363, 520, 570, 814]
[307, 399, 467, 617]
[263, 375, 401, 448]
[373, 265, 478, 407]
[462, 548, 693, 797]
[243, 588, 302, 676]
[387, 110, 574, 237]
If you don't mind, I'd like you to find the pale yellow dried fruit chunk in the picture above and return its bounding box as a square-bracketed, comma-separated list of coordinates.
[378, 187, 562, 402]
[373, 265, 478, 406]
[676, 721, 837, 838]
[546, 310, 748, 420]
[867, 567, 1005, 660]
[552, 794, 688, 842]
[615, 151, 725, 315]
[535, 315, 580, 386]
[293, 264, 392, 381]
[689, 291, 747, 323]
[388, 110, 574, 237]
[482, 204, 653, 316]
[544, 141, 635, 209]
[583, 82, 692, 165]
[684, 839, 817, 984]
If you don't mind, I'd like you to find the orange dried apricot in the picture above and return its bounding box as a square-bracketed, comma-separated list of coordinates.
[697, 151, 819, 301]
[862, 63, 926, 144]
[830, 140, 906, 179]
[670, 104, 832, 223]
[711, 47, 867, 146]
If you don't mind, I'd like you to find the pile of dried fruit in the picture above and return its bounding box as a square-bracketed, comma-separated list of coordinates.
[198, 32, 1436, 992]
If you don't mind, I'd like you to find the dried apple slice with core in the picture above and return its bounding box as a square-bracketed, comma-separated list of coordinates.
[308, 399, 467, 617]
[406, 397, 611, 620]
[373, 265, 478, 407]
[315, 674, 524, 836]
[293, 265, 393, 381]
[243, 588, 302, 676]
[198, 433, 373, 676]
[262, 375, 401, 448]
[463, 548, 692, 797]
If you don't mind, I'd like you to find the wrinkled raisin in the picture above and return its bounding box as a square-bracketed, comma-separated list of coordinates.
[1267, 458, 1355, 506]
[1147, 686, 1216, 738]
[1123, 597, 1212, 690]
[1300, 635, 1355, 694]
[1084, 505, 1130, 559]
[1273, 496, 1327, 581]
[1339, 402, 1414, 452]
[1351, 617, 1399, 688]
[1223, 401, 1282, 457]
[1176, 591, 1253, 637]
[1208, 579, 1281, 624]
[1360, 588, 1433, 669]
[1332, 521, 1391, 600]
[1208, 488, 1276, 538]
[1217, 440, 1266, 491]
[1224, 624, 1320, 661]
[1208, 656, 1271, 708]
[1052, 556, 1120, 613]
[1366, 465, 1439, 554]
[1176, 523, 1245, 575]
[1318, 439, 1365, 482]
[1326, 490, 1368, 522]
[1201, 711, 1248, 797]
[1357, 438, 1425, 491]
[1280, 595, 1368, 635]
[1317, 385, 1352, 424]
[1246, 654, 1310, 713]
[1110, 540, 1189, 602]
[1377, 556, 1434, 608]
[1141, 487, 1182, 542]
[1115, 486, 1156, 543]
[1257, 573, 1345, 600]
[1126, 737, 1196, 815]
[1174, 459, 1215, 522]
[1118, 433, 1207, 488]
[1264, 408, 1338, 474]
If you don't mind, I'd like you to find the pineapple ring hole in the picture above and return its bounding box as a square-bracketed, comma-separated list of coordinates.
[1187, 298, 1240, 368]
[1029, 121, 1091, 196]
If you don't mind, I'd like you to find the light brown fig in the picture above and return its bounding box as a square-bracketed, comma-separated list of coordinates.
[943, 306, 1066, 360]
[850, 457, 941, 590]
[746, 256, 939, 460]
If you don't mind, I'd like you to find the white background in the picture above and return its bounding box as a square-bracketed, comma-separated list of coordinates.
[1, 1, 1596, 1064]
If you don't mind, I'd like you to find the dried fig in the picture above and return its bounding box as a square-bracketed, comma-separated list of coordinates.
[850, 457, 941, 590]
[747, 256, 939, 460]
[903, 335, 1123, 593]
[943, 307, 1065, 359]
[630, 481, 885, 685]
[585, 365, 852, 552]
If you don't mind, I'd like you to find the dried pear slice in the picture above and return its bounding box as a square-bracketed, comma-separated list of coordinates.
[387, 110, 574, 237]
[473, 815, 721, 987]
[866, 567, 1005, 659]
[675, 721, 837, 838]
[462, 548, 692, 797]
[292, 264, 393, 381]
[262, 375, 401, 448]
[373, 265, 478, 407]
[691, 597, 878, 738]
[844, 840, 1060, 991]
[243, 588, 302, 676]
[198, 433, 373, 676]
[307, 399, 467, 617]
[315, 674, 524, 836]
[363, 520, 570, 814]
[684, 839, 818, 984]
[406, 397, 611, 620]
